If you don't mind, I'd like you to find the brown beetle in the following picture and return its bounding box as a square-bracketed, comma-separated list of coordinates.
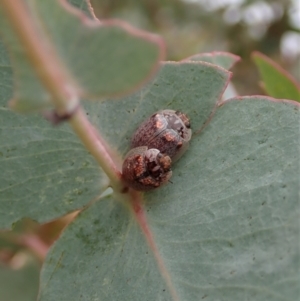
[131, 110, 192, 161]
[122, 146, 172, 191]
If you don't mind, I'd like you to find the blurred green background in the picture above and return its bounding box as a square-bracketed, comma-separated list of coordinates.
[91, 0, 300, 94]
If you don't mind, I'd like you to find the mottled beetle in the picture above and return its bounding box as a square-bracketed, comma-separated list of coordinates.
[122, 110, 191, 191]
[122, 146, 172, 191]
[131, 110, 191, 161]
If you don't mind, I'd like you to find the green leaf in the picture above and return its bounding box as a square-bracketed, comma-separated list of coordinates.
[0, 0, 164, 112]
[187, 51, 240, 70]
[85, 61, 231, 157]
[0, 253, 39, 301]
[185, 52, 240, 100]
[39, 95, 299, 301]
[0, 37, 52, 113]
[0, 58, 229, 228]
[252, 51, 300, 102]
[0, 101, 108, 227]
[0, 47, 108, 228]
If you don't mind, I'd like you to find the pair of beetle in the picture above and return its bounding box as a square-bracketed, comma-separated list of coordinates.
[122, 110, 192, 191]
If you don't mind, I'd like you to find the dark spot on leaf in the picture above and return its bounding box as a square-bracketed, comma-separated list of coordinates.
[258, 138, 268, 144]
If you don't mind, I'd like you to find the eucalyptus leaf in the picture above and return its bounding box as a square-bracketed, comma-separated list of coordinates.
[0, 68, 108, 228]
[39, 97, 299, 301]
[0, 59, 229, 228]
[0, 0, 164, 112]
[186, 52, 240, 100]
[252, 51, 300, 102]
[85, 61, 231, 157]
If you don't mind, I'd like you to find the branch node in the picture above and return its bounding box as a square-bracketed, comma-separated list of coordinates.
[43, 104, 80, 125]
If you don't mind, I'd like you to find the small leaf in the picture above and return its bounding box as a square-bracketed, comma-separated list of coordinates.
[0, 0, 164, 112]
[252, 51, 300, 102]
[39, 97, 299, 301]
[186, 51, 240, 70]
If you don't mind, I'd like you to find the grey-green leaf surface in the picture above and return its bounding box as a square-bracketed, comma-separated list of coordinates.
[0, 38, 108, 228]
[0, 253, 39, 301]
[0, 55, 229, 229]
[84, 61, 230, 158]
[0, 103, 108, 228]
[0, 0, 164, 112]
[39, 97, 299, 301]
[186, 52, 240, 100]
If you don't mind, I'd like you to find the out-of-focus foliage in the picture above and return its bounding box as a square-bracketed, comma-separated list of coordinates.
[91, 0, 300, 95]
[252, 51, 300, 101]
[0, 252, 40, 301]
